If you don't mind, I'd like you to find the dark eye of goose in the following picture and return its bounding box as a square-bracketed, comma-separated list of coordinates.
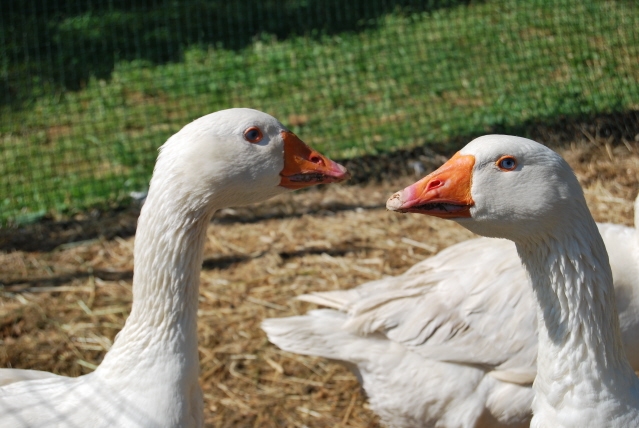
[244, 127, 263, 143]
[497, 156, 517, 171]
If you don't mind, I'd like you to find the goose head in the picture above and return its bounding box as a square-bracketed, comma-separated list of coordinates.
[151, 108, 349, 212]
[386, 135, 586, 241]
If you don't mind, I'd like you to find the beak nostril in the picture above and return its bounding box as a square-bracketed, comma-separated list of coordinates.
[309, 154, 324, 165]
[426, 179, 443, 192]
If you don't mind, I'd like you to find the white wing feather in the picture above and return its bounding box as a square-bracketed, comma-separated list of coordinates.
[263, 220, 639, 428]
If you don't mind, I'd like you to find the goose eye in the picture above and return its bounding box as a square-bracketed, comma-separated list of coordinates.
[497, 156, 517, 171]
[244, 127, 263, 143]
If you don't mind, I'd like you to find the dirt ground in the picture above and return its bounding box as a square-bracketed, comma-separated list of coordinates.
[1, 139, 638, 427]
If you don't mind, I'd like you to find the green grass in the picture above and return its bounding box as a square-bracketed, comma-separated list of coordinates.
[2, 0, 639, 225]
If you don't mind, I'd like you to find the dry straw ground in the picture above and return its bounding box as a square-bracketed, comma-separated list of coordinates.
[1, 137, 638, 427]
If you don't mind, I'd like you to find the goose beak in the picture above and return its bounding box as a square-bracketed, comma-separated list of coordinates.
[386, 152, 475, 218]
[279, 131, 350, 189]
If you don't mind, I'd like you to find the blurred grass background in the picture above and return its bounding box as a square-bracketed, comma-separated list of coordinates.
[1, 0, 638, 225]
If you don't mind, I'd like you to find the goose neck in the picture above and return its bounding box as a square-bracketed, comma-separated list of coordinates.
[98, 190, 216, 372]
[515, 217, 636, 412]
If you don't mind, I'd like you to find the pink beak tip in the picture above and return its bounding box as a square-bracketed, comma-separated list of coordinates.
[386, 191, 405, 211]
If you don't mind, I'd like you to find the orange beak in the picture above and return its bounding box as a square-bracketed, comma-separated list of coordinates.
[386, 152, 475, 218]
[279, 131, 350, 190]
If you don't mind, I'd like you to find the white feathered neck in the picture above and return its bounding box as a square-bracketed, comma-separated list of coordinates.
[90, 165, 217, 426]
[99, 187, 212, 369]
[515, 199, 639, 427]
[98, 131, 226, 361]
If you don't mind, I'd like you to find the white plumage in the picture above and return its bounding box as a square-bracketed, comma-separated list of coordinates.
[263, 138, 639, 428]
[0, 108, 348, 428]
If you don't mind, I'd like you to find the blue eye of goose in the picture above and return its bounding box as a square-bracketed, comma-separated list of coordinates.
[498, 157, 517, 171]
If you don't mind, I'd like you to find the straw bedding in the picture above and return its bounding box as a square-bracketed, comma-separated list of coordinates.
[1, 139, 638, 427]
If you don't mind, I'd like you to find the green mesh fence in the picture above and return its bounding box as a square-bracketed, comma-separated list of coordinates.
[2, 0, 638, 225]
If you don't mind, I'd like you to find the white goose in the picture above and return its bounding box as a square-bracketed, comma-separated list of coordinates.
[0, 108, 349, 428]
[263, 144, 639, 427]
[387, 135, 639, 427]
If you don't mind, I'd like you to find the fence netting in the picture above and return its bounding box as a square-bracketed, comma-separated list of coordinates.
[2, 0, 638, 225]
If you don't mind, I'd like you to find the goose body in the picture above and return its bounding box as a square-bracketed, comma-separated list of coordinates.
[263, 207, 639, 427]
[0, 108, 348, 427]
[387, 135, 639, 427]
